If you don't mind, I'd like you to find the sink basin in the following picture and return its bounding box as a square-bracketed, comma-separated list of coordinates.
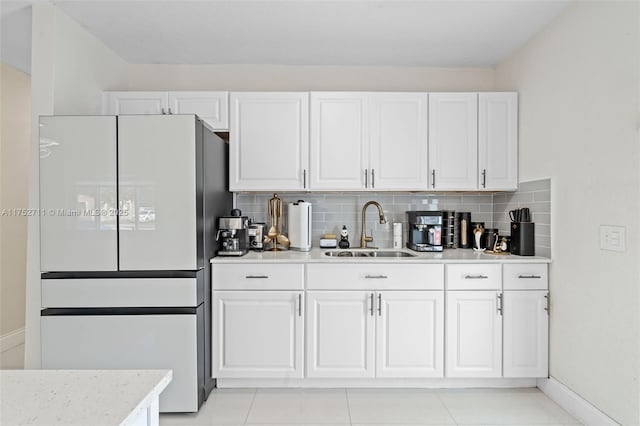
[323, 250, 416, 258]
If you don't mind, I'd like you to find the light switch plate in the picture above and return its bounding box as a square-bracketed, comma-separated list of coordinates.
[600, 225, 626, 252]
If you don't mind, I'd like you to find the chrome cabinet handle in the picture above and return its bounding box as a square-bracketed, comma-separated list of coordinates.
[378, 293, 382, 316]
[369, 293, 374, 316]
[245, 275, 269, 279]
[497, 293, 503, 316]
[544, 293, 550, 314]
[518, 274, 542, 279]
[303, 169, 307, 189]
[298, 293, 302, 317]
[365, 275, 388, 279]
[464, 274, 488, 279]
[364, 169, 368, 188]
[431, 170, 436, 188]
[371, 169, 375, 189]
[482, 169, 487, 188]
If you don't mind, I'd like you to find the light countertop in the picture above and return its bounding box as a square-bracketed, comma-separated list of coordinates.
[211, 248, 550, 264]
[0, 369, 172, 426]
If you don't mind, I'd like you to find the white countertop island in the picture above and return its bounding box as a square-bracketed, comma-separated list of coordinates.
[0, 369, 172, 426]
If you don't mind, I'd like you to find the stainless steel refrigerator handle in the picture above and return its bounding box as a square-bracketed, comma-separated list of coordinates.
[371, 169, 375, 188]
[378, 293, 382, 316]
[303, 169, 307, 189]
[482, 169, 487, 188]
[364, 169, 368, 188]
[431, 170, 436, 188]
[370, 293, 374, 316]
[298, 293, 302, 317]
[497, 293, 503, 316]
[518, 275, 542, 279]
[464, 274, 488, 279]
[245, 275, 269, 279]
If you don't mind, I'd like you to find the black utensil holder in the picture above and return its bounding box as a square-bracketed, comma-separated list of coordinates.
[511, 222, 535, 256]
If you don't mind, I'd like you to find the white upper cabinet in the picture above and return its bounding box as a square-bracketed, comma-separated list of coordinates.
[39, 116, 118, 272]
[168, 91, 229, 130]
[103, 91, 168, 115]
[230, 92, 309, 191]
[103, 91, 229, 130]
[118, 115, 198, 271]
[428, 93, 478, 190]
[478, 93, 518, 190]
[369, 93, 429, 190]
[310, 93, 368, 190]
[310, 92, 428, 191]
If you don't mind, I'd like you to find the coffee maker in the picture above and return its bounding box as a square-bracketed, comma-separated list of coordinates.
[406, 211, 444, 252]
[217, 209, 249, 256]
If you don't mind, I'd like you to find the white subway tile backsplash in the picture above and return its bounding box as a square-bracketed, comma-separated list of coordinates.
[236, 179, 552, 256]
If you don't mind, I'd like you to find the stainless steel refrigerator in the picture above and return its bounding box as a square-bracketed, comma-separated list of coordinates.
[39, 115, 231, 412]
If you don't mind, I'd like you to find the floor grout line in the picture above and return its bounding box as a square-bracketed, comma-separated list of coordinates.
[344, 388, 353, 425]
[242, 388, 258, 425]
[436, 390, 460, 426]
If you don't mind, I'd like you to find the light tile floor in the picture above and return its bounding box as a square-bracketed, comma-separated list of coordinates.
[160, 387, 582, 426]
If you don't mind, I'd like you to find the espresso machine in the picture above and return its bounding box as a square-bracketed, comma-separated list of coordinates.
[406, 211, 444, 252]
[217, 209, 249, 256]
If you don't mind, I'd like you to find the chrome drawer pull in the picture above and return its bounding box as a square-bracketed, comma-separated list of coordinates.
[365, 275, 388, 279]
[464, 274, 488, 279]
[369, 293, 374, 316]
[497, 293, 503, 316]
[245, 275, 269, 279]
[518, 274, 542, 279]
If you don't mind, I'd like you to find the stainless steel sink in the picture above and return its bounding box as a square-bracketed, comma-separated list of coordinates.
[323, 250, 416, 258]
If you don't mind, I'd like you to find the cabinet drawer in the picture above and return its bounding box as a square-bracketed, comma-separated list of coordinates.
[307, 264, 444, 290]
[212, 264, 304, 290]
[503, 264, 548, 290]
[446, 264, 502, 290]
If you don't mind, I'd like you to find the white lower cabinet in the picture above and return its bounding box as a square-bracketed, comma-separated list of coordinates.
[212, 291, 304, 378]
[376, 291, 444, 378]
[446, 291, 502, 378]
[306, 291, 375, 378]
[503, 291, 549, 378]
[306, 290, 444, 379]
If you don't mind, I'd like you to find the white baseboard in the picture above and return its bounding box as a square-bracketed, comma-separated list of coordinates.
[0, 328, 25, 353]
[537, 377, 619, 426]
[218, 377, 537, 388]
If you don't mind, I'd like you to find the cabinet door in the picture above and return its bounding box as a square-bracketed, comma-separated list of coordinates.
[118, 115, 198, 270]
[503, 291, 548, 378]
[478, 93, 518, 190]
[212, 291, 304, 378]
[306, 291, 375, 378]
[39, 116, 118, 271]
[376, 291, 444, 378]
[369, 93, 429, 190]
[103, 91, 168, 115]
[446, 291, 502, 377]
[169, 91, 229, 131]
[230, 92, 308, 191]
[428, 93, 478, 190]
[310, 93, 368, 190]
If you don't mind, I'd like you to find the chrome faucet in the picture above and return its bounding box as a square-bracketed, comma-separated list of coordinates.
[359, 201, 387, 249]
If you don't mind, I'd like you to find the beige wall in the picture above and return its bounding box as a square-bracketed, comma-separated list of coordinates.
[0, 63, 30, 336]
[126, 64, 496, 91]
[24, 3, 129, 367]
[495, 2, 640, 424]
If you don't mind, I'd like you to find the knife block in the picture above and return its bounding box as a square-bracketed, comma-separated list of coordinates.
[510, 222, 535, 256]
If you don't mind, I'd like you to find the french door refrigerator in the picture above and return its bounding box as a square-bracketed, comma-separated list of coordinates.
[39, 115, 231, 412]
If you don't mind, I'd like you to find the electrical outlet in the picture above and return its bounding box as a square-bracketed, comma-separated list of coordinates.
[600, 225, 626, 252]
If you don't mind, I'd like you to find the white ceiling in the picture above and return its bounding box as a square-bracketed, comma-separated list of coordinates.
[1, 0, 571, 73]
